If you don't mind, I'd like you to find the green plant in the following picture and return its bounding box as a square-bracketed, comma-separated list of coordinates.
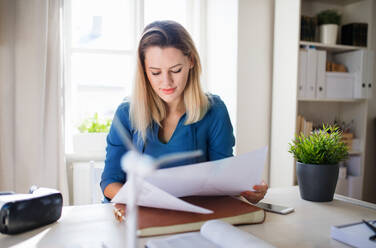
[317, 10, 341, 26]
[78, 113, 112, 133]
[289, 125, 349, 165]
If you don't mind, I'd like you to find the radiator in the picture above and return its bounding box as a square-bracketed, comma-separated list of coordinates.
[72, 161, 104, 205]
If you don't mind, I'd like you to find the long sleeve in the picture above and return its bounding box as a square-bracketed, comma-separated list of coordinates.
[207, 96, 235, 161]
[100, 102, 131, 195]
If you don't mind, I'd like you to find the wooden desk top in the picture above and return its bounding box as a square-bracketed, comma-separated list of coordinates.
[1, 186, 375, 248]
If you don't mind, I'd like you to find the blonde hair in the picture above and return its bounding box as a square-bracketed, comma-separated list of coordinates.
[130, 20, 209, 142]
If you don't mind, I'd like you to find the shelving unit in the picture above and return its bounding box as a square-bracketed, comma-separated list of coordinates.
[270, 0, 374, 200]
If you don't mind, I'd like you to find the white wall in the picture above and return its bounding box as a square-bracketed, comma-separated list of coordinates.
[270, 0, 301, 187]
[236, 0, 274, 182]
[236, 0, 274, 155]
[206, 0, 274, 182]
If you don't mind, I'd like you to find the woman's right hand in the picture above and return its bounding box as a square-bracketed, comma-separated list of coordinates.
[104, 182, 124, 200]
[113, 203, 126, 222]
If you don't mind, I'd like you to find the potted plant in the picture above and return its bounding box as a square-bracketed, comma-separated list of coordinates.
[317, 9, 341, 45]
[289, 125, 349, 202]
[73, 113, 112, 154]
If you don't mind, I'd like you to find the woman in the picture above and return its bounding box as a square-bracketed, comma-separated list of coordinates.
[100, 20, 267, 213]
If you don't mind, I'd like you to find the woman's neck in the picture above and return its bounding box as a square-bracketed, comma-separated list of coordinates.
[165, 98, 185, 116]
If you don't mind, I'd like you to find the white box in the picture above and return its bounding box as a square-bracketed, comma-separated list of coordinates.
[346, 155, 361, 177]
[325, 72, 354, 99]
[334, 50, 374, 99]
[352, 138, 361, 151]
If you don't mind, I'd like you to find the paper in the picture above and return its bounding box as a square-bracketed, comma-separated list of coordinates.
[145, 147, 268, 197]
[201, 220, 275, 248]
[112, 180, 213, 214]
[146, 220, 275, 248]
[331, 220, 376, 248]
[112, 147, 267, 213]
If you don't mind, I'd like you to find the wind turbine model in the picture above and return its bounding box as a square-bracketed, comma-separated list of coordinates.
[112, 116, 202, 248]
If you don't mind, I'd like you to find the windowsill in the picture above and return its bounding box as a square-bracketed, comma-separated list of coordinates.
[65, 152, 106, 164]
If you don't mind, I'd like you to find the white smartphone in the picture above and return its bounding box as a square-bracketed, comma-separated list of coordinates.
[255, 202, 294, 214]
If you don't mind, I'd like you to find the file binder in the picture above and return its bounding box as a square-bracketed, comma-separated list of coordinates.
[306, 49, 317, 99]
[298, 49, 308, 99]
[316, 50, 327, 99]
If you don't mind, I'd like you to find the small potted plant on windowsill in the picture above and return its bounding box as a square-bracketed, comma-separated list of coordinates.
[73, 113, 112, 155]
[317, 9, 341, 45]
[289, 125, 349, 202]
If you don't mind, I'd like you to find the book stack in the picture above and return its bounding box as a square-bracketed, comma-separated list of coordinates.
[326, 61, 347, 72]
[341, 132, 353, 151]
[300, 16, 316, 42]
[341, 23, 368, 47]
[296, 115, 313, 137]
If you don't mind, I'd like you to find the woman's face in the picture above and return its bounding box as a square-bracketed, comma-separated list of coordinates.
[144, 46, 192, 107]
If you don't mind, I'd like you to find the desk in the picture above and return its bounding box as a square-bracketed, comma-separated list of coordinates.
[1, 186, 376, 248]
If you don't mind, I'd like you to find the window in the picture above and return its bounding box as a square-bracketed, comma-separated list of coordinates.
[64, 0, 204, 153]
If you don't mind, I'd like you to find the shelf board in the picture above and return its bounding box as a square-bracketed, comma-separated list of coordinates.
[303, 0, 364, 5]
[300, 41, 365, 53]
[349, 150, 362, 155]
[298, 98, 364, 103]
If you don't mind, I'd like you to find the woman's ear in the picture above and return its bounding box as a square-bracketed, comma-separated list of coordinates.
[189, 56, 194, 69]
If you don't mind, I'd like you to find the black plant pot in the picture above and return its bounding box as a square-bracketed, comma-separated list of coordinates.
[296, 162, 339, 202]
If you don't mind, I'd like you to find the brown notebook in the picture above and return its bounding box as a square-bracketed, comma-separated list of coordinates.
[137, 195, 265, 237]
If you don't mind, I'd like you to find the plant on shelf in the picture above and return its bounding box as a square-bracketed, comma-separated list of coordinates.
[78, 112, 112, 133]
[317, 10, 341, 26]
[316, 9, 341, 45]
[289, 125, 349, 202]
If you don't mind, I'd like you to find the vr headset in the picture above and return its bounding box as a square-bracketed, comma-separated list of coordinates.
[0, 187, 63, 234]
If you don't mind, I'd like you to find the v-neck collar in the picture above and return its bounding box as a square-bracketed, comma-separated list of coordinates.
[156, 113, 187, 145]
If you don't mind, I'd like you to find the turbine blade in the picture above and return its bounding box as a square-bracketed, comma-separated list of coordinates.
[155, 150, 203, 167]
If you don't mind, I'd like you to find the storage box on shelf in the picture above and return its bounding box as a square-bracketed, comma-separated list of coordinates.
[334, 50, 374, 99]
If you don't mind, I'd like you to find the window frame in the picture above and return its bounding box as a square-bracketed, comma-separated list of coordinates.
[63, 0, 206, 154]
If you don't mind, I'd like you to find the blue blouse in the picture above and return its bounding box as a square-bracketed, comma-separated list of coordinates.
[100, 94, 235, 196]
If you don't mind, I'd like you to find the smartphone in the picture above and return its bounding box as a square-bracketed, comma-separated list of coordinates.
[255, 202, 294, 214]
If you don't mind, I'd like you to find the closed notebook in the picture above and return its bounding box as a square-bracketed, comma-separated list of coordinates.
[331, 220, 376, 248]
[137, 195, 265, 237]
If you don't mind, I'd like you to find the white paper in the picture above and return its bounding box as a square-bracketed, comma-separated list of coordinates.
[112, 180, 213, 214]
[112, 147, 267, 213]
[331, 220, 376, 248]
[145, 147, 267, 197]
[201, 220, 275, 248]
[146, 220, 275, 248]
[147, 232, 219, 248]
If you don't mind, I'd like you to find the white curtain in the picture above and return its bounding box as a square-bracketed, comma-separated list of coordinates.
[0, 0, 69, 204]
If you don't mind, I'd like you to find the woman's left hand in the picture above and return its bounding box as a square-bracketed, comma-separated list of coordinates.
[240, 181, 268, 204]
